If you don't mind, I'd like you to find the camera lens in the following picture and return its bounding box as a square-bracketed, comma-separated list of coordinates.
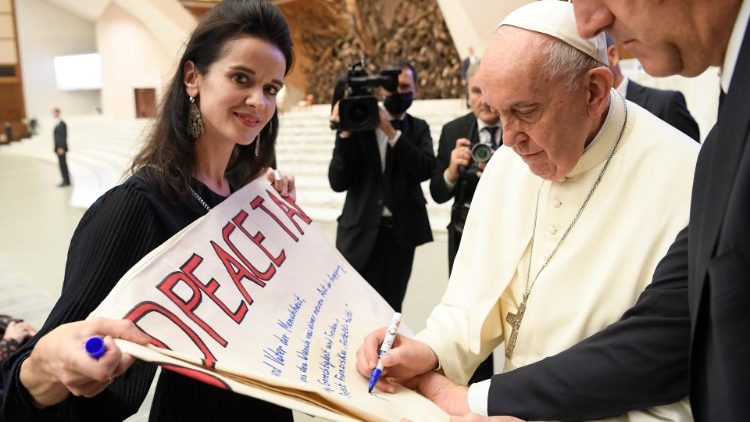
[339, 96, 380, 132]
[347, 103, 370, 124]
[471, 143, 493, 163]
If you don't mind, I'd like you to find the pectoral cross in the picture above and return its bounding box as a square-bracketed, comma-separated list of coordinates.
[505, 293, 528, 359]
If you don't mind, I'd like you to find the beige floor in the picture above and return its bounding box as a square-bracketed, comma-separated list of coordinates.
[0, 152, 457, 421]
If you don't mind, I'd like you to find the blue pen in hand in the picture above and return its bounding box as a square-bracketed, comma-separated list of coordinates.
[368, 312, 402, 394]
[85, 336, 106, 359]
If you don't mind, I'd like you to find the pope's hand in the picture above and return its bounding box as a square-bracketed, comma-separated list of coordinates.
[416, 371, 470, 415]
[356, 328, 438, 393]
[415, 372, 524, 421]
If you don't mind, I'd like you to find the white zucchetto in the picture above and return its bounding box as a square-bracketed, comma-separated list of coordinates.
[499, 0, 608, 65]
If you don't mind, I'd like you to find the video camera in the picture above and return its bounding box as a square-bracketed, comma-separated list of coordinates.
[335, 60, 401, 132]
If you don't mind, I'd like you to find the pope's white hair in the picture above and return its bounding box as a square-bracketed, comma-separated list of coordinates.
[541, 36, 604, 91]
[496, 26, 604, 92]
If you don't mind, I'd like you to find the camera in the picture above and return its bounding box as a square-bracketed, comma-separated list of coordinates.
[461, 143, 497, 177]
[471, 143, 494, 163]
[335, 60, 401, 132]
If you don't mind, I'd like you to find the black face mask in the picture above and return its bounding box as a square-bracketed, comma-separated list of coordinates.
[384, 91, 414, 115]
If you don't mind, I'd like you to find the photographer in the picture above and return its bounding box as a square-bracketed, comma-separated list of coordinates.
[328, 59, 435, 312]
[431, 60, 501, 274]
[429, 60, 499, 384]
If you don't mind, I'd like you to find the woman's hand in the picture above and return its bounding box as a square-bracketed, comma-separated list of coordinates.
[19, 318, 150, 408]
[265, 167, 296, 201]
[3, 320, 37, 343]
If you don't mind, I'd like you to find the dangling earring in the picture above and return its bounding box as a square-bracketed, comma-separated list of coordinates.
[188, 96, 203, 139]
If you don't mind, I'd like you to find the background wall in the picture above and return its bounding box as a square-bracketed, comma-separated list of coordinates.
[16, 0, 195, 120]
[436, 0, 718, 139]
[14, 0, 720, 135]
[437, 0, 530, 58]
[15, 0, 100, 119]
[97, 2, 175, 118]
[622, 60, 720, 142]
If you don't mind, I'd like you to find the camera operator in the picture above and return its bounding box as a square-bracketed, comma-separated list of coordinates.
[328, 59, 435, 312]
[429, 60, 500, 383]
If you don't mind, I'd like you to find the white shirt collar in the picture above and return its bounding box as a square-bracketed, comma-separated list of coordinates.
[476, 119, 499, 132]
[616, 76, 629, 98]
[476, 119, 501, 144]
[721, 0, 750, 92]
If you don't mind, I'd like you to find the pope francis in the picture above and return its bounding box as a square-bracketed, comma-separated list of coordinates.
[356, 2, 699, 421]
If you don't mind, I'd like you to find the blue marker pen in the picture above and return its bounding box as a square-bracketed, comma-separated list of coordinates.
[368, 312, 401, 394]
[85, 336, 106, 359]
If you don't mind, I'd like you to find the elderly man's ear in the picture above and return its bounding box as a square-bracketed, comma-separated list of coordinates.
[585, 67, 615, 117]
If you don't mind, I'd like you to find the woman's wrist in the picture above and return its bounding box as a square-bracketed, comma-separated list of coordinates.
[19, 353, 68, 409]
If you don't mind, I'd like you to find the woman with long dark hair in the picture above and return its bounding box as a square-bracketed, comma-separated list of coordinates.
[1, 1, 296, 420]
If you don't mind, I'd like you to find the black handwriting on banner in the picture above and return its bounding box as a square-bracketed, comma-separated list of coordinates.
[123, 188, 312, 369]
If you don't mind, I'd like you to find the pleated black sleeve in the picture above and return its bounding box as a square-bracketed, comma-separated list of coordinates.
[2, 181, 162, 421]
[1, 173, 294, 422]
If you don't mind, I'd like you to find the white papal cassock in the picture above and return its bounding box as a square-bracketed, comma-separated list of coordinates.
[415, 90, 698, 421]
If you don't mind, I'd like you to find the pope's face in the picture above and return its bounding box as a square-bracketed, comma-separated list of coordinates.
[478, 30, 592, 181]
[573, 0, 726, 77]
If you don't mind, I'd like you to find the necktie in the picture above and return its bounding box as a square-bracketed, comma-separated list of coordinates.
[390, 119, 403, 130]
[485, 126, 499, 148]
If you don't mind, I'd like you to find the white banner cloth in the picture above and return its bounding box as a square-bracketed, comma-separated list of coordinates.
[89, 178, 448, 422]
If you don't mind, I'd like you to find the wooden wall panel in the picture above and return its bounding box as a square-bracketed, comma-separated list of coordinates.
[0, 0, 27, 141]
[179, 0, 461, 103]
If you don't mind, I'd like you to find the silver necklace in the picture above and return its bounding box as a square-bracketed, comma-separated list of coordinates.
[505, 93, 629, 360]
[189, 186, 211, 212]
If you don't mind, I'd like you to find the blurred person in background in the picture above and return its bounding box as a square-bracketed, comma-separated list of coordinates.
[605, 33, 700, 141]
[430, 59, 500, 384]
[52, 108, 70, 187]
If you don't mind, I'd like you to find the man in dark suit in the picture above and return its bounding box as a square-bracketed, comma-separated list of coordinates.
[606, 34, 700, 141]
[430, 60, 500, 385]
[52, 108, 70, 187]
[402, 1, 749, 421]
[328, 60, 434, 312]
[431, 60, 501, 274]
